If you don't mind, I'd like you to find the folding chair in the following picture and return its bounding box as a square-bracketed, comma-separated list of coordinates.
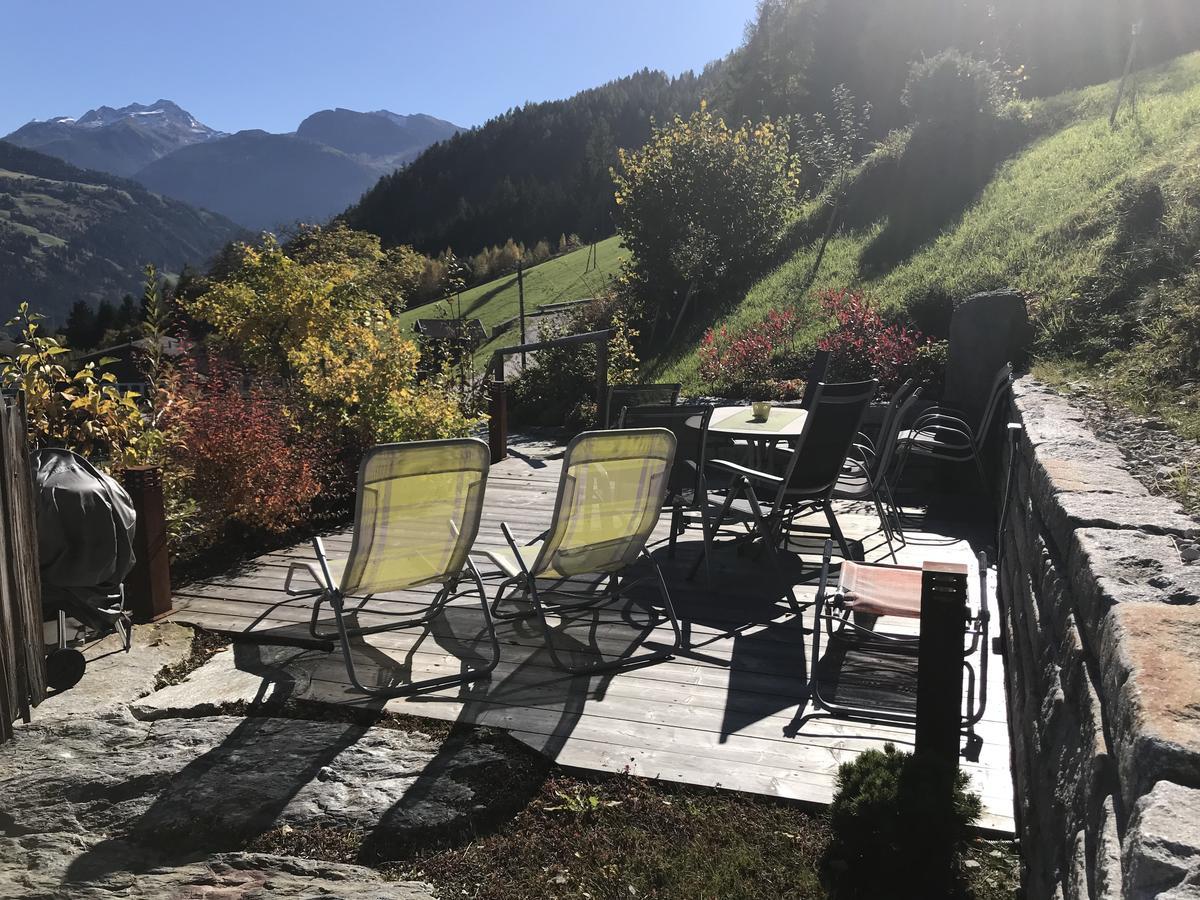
[606, 382, 681, 427]
[618, 403, 719, 579]
[692, 380, 878, 610]
[833, 386, 924, 561]
[284, 438, 500, 697]
[484, 428, 682, 674]
[808, 539, 990, 728]
[892, 363, 1013, 492]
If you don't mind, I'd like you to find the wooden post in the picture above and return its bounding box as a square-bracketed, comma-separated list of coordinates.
[488, 374, 508, 464]
[595, 336, 609, 428]
[915, 560, 969, 762]
[1110, 20, 1142, 128]
[517, 259, 526, 372]
[121, 466, 172, 623]
[0, 395, 47, 741]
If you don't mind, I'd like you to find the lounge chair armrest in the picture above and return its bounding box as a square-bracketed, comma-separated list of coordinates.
[707, 458, 784, 485]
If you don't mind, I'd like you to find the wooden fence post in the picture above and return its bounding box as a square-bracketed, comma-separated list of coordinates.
[0, 395, 46, 742]
[121, 466, 172, 623]
[489, 374, 508, 464]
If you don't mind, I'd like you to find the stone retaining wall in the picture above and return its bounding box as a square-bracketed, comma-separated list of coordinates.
[1000, 378, 1200, 899]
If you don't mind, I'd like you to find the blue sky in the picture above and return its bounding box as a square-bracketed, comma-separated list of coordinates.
[2, 1, 758, 136]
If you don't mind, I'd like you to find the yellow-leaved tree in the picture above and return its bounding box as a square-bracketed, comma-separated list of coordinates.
[185, 225, 480, 447]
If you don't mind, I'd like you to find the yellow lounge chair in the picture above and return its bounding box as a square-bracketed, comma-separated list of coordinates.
[285, 438, 500, 697]
[485, 428, 682, 674]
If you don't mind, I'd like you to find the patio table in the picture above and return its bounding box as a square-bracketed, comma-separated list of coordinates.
[688, 405, 808, 472]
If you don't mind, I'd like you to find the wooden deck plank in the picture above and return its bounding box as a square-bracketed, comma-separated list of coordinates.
[169, 451, 1015, 833]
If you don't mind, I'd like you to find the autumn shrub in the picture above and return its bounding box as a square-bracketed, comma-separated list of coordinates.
[817, 289, 943, 395]
[184, 228, 483, 450]
[696, 309, 802, 397]
[613, 104, 802, 326]
[1, 303, 154, 466]
[169, 352, 331, 545]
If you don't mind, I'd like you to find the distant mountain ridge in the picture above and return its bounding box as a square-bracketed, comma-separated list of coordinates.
[5, 99, 221, 176]
[0, 140, 245, 321]
[3, 102, 463, 232]
[296, 108, 461, 170]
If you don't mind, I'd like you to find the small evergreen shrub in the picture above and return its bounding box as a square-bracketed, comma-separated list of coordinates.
[824, 743, 982, 897]
[696, 308, 802, 398]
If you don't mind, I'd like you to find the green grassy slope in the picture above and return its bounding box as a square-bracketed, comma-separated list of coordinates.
[660, 53, 1200, 389]
[398, 235, 626, 363]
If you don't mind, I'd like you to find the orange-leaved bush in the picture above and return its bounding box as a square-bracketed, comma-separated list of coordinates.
[697, 308, 802, 396]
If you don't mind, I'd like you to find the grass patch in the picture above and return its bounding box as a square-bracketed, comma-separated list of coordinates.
[658, 51, 1200, 395]
[383, 771, 1019, 900]
[397, 236, 627, 368]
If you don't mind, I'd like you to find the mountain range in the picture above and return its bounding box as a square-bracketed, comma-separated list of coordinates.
[0, 140, 245, 322]
[3, 101, 462, 231]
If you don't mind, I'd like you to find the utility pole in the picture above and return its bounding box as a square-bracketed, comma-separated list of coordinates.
[517, 258, 527, 371]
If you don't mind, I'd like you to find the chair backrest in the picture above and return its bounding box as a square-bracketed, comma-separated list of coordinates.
[619, 403, 714, 503]
[873, 386, 923, 487]
[339, 438, 490, 596]
[799, 350, 832, 411]
[779, 379, 878, 501]
[875, 379, 914, 447]
[607, 382, 681, 427]
[973, 363, 1014, 451]
[531, 428, 676, 578]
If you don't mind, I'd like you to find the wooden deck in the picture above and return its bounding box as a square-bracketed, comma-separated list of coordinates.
[169, 447, 1015, 833]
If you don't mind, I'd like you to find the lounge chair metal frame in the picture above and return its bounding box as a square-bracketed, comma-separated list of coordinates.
[807, 539, 990, 729]
[284, 438, 500, 698]
[487, 428, 683, 674]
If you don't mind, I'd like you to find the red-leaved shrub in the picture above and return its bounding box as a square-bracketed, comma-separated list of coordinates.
[817, 289, 937, 394]
[697, 309, 801, 396]
[171, 352, 329, 539]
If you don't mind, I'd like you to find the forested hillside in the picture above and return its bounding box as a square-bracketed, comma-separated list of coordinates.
[343, 69, 715, 255]
[344, 0, 1200, 260]
[0, 141, 244, 321]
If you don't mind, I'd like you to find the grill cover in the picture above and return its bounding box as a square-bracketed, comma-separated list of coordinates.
[33, 449, 136, 631]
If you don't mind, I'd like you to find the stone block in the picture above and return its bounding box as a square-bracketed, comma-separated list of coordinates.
[1068, 528, 1200, 642]
[31, 623, 194, 723]
[1094, 793, 1124, 899]
[1124, 781, 1200, 899]
[1101, 603, 1200, 809]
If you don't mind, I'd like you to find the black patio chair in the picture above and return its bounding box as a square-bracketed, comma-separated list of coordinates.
[606, 382, 681, 427]
[619, 403, 719, 580]
[891, 363, 1013, 492]
[833, 385, 924, 561]
[690, 379, 878, 610]
[799, 349, 832, 410]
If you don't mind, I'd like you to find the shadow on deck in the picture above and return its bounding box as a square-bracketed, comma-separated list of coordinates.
[169, 447, 1015, 833]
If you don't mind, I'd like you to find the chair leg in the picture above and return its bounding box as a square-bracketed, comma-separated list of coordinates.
[529, 556, 680, 675]
[687, 478, 742, 581]
[743, 483, 802, 613]
[872, 491, 899, 563]
[329, 564, 501, 698]
[823, 503, 855, 561]
[668, 503, 682, 558]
